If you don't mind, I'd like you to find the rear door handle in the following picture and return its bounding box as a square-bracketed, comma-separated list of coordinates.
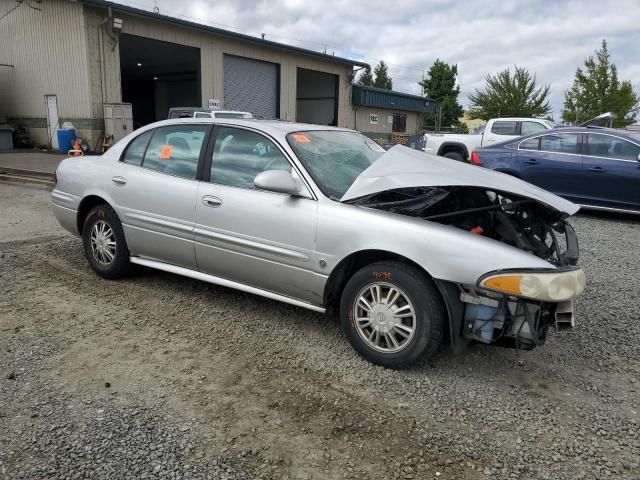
[525, 159, 538, 165]
[201, 195, 222, 208]
[588, 166, 606, 173]
[112, 176, 127, 186]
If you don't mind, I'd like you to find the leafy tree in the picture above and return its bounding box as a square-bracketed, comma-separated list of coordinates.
[373, 61, 393, 90]
[562, 40, 639, 127]
[357, 66, 374, 87]
[451, 122, 469, 134]
[419, 59, 464, 130]
[468, 66, 551, 120]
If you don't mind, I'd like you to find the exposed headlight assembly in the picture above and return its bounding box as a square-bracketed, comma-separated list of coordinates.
[478, 268, 586, 302]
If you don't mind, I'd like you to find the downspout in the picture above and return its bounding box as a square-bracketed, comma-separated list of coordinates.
[98, 22, 107, 105]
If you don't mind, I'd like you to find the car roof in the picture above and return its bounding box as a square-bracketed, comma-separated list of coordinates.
[145, 117, 355, 136]
[484, 125, 640, 150]
[548, 126, 640, 140]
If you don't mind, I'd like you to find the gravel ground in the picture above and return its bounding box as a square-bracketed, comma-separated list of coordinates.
[0, 192, 638, 479]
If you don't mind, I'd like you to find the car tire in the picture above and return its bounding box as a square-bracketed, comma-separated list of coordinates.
[443, 151, 466, 162]
[82, 204, 132, 279]
[340, 261, 446, 369]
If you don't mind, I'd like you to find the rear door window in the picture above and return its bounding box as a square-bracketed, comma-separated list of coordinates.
[540, 133, 579, 154]
[122, 130, 152, 166]
[491, 121, 517, 135]
[519, 137, 540, 150]
[142, 125, 208, 179]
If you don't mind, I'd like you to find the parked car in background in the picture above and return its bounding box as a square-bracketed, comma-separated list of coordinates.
[168, 107, 253, 119]
[52, 118, 586, 369]
[470, 127, 640, 213]
[423, 117, 557, 161]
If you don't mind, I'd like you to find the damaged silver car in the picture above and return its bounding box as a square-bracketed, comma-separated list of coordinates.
[52, 119, 586, 368]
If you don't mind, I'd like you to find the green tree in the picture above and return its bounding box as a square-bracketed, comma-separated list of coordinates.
[468, 66, 551, 120]
[451, 122, 469, 134]
[357, 66, 374, 87]
[562, 40, 639, 127]
[419, 59, 464, 130]
[373, 61, 393, 90]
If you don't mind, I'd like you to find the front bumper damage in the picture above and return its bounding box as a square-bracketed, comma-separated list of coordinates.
[434, 225, 584, 351]
[435, 279, 579, 352]
[459, 286, 576, 349]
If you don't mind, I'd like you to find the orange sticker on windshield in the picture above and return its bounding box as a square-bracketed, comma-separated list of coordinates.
[291, 133, 311, 143]
[160, 145, 172, 159]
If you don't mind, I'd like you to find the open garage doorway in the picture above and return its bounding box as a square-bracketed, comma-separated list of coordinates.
[296, 68, 338, 126]
[119, 34, 201, 127]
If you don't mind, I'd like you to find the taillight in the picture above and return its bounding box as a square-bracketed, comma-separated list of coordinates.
[470, 151, 482, 165]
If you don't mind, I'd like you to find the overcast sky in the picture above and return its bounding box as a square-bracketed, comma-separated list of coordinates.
[115, 0, 640, 120]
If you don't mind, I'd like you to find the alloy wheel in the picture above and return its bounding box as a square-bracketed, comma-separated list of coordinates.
[353, 282, 416, 353]
[90, 220, 116, 265]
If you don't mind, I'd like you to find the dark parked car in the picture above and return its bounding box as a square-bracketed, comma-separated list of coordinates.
[470, 127, 640, 213]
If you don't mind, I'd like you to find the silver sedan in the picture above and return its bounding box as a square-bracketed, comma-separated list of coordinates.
[52, 119, 586, 368]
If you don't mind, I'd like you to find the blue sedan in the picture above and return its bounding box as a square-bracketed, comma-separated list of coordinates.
[470, 127, 640, 213]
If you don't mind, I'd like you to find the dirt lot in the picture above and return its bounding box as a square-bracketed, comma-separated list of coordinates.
[1, 183, 638, 480]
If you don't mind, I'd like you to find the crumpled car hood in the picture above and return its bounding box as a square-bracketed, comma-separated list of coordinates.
[340, 145, 579, 215]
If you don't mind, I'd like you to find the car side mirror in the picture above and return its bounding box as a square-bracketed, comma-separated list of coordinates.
[254, 170, 302, 196]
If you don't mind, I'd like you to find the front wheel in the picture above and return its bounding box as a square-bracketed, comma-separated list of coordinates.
[340, 261, 446, 369]
[82, 204, 132, 279]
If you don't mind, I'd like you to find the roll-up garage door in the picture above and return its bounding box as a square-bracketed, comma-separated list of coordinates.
[224, 55, 279, 119]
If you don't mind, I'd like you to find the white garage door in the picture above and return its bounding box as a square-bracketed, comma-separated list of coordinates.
[224, 55, 279, 119]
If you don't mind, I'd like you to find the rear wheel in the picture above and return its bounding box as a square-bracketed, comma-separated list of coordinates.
[443, 151, 465, 162]
[82, 204, 132, 279]
[340, 261, 446, 369]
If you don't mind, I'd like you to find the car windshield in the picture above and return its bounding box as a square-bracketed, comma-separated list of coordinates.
[287, 131, 386, 200]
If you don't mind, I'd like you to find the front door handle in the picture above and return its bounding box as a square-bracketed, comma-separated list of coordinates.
[588, 166, 606, 173]
[112, 176, 127, 186]
[525, 159, 538, 165]
[201, 195, 222, 208]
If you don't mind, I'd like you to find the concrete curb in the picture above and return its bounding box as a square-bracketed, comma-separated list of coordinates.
[0, 166, 55, 186]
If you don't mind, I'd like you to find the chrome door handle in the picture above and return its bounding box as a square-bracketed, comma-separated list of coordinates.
[588, 166, 605, 173]
[201, 195, 222, 208]
[112, 176, 127, 186]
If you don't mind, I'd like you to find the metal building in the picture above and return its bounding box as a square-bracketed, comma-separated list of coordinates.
[0, 0, 369, 147]
[0, 0, 431, 150]
[352, 85, 435, 141]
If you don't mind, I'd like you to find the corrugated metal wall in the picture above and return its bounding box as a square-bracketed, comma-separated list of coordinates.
[1, 0, 359, 145]
[83, 5, 356, 128]
[352, 85, 434, 113]
[0, 0, 92, 122]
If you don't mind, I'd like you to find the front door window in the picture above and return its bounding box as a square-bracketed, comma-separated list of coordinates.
[210, 127, 291, 189]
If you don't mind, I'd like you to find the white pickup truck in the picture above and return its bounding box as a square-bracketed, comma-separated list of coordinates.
[423, 117, 557, 161]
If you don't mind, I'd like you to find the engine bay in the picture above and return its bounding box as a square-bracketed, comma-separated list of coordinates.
[348, 186, 579, 267]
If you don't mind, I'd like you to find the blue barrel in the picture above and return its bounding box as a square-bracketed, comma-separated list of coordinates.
[57, 129, 76, 153]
